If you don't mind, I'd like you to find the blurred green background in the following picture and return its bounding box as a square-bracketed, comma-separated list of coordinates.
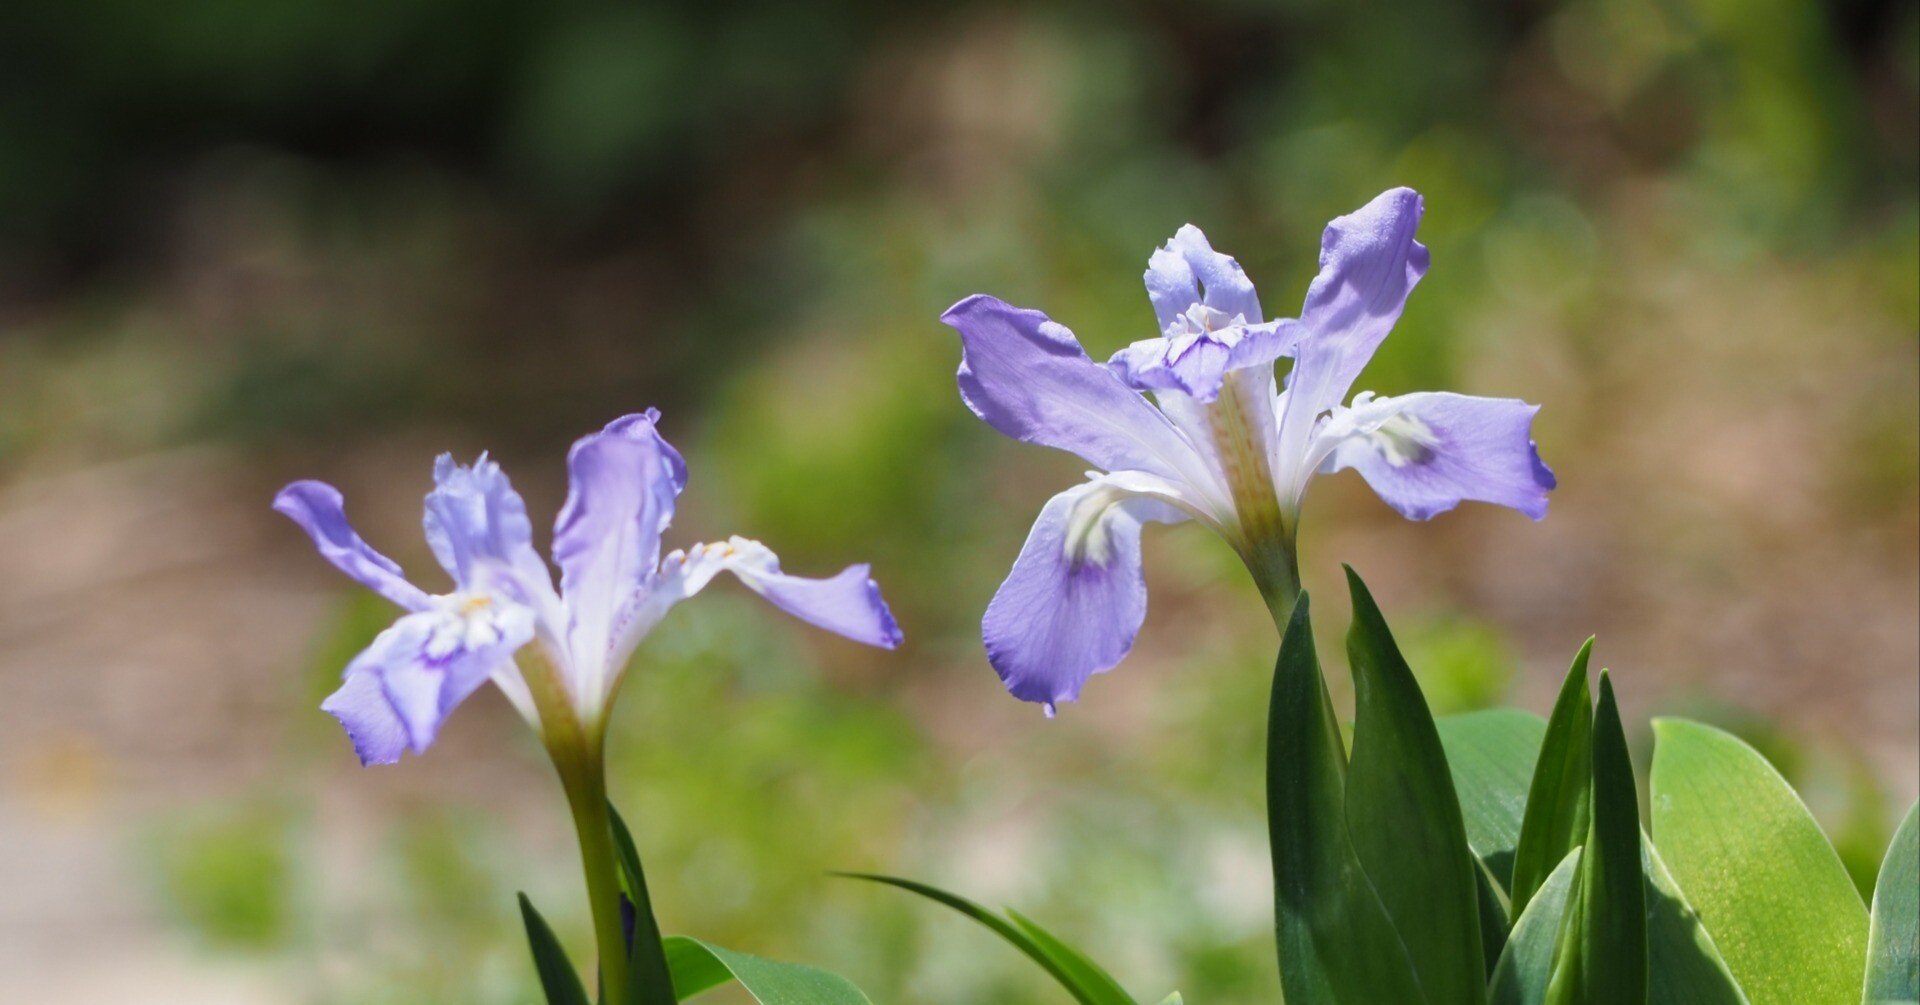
[0, 0, 1913, 1001]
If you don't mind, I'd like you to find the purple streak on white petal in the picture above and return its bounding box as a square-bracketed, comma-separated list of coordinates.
[1108, 318, 1301, 402]
[982, 478, 1186, 709]
[1320, 392, 1555, 520]
[940, 294, 1209, 487]
[320, 601, 535, 764]
[1143, 225, 1263, 329]
[274, 481, 432, 611]
[552, 411, 684, 678]
[1276, 189, 1430, 470]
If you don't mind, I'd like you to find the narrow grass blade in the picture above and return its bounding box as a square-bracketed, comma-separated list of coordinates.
[659, 937, 871, 1004]
[519, 893, 592, 1005]
[839, 873, 1134, 1005]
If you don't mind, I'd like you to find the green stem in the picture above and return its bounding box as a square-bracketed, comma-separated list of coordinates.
[1244, 532, 1303, 634]
[556, 737, 635, 1005]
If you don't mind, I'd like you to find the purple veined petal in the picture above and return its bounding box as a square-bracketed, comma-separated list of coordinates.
[982, 476, 1188, 712]
[1142, 224, 1263, 330]
[940, 295, 1213, 488]
[274, 481, 432, 611]
[1316, 391, 1555, 521]
[320, 599, 536, 764]
[1108, 318, 1301, 402]
[551, 411, 684, 678]
[659, 537, 903, 650]
[1276, 189, 1430, 465]
[422, 453, 554, 600]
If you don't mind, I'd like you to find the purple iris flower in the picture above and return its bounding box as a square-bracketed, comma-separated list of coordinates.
[276, 410, 903, 765]
[941, 188, 1554, 712]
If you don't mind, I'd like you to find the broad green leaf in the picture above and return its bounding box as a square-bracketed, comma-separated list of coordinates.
[1865, 802, 1919, 1003]
[660, 937, 871, 1004]
[1490, 849, 1582, 1005]
[840, 873, 1135, 1005]
[1268, 592, 1425, 1004]
[1545, 672, 1645, 1005]
[519, 893, 592, 1005]
[608, 803, 677, 1005]
[1344, 568, 1485, 1004]
[1643, 841, 1748, 1005]
[1651, 718, 1869, 1005]
[1437, 708, 1549, 889]
[1511, 641, 1594, 920]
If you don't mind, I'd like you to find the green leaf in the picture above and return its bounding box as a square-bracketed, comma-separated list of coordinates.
[1155, 996, 1183, 1005]
[1545, 672, 1646, 1005]
[1490, 848, 1582, 1005]
[1006, 909, 1137, 1005]
[1437, 708, 1549, 890]
[1343, 568, 1486, 1004]
[607, 803, 678, 1005]
[1475, 855, 1516, 977]
[1651, 718, 1869, 1005]
[1865, 802, 1919, 1003]
[659, 937, 871, 1004]
[839, 873, 1135, 1005]
[1267, 591, 1426, 1004]
[1643, 841, 1748, 1005]
[519, 893, 592, 1005]
[1511, 641, 1594, 920]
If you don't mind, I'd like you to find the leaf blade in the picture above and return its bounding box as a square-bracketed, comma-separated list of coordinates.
[1343, 568, 1485, 1004]
[1511, 640, 1594, 921]
[519, 893, 593, 1005]
[1437, 708, 1549, 892]
[1651, 718, 1869, 1005]
[660, 937, 871, 1004]
[1865, 802, 1919, 1003]
[1268, 591, 1427, 1004]
[839, 873, 1132, 1005]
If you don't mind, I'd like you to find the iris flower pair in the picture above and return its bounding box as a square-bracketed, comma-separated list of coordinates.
[282, 185, 1552, 756]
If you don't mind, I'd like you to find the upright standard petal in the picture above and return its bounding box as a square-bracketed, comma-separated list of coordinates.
[321, 598, 536, 764]
[1316, 392, 1555, 520]
[1108, 317, 1301, 403]
[1143, 224, 1263, 330]
[940, 294, 1213, 488]
[1277, 189, 1431, 464]
[274, 481, 431, 611]
[552, 411, 684, 674]
[422, 454, 554, 598]
[982, 477, 1187, 711]
[656, 537, 903, 651]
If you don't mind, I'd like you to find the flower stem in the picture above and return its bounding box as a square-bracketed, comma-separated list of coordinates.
[1244, 532, 1303, 634]
[555, 735, 636, 1005]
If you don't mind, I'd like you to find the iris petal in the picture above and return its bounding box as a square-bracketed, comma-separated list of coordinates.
[1318, 391, 1554, 520]
[274, 481, 431, 611]
[982, 477, 1186, 710]
[940, 294, 1211, 489]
